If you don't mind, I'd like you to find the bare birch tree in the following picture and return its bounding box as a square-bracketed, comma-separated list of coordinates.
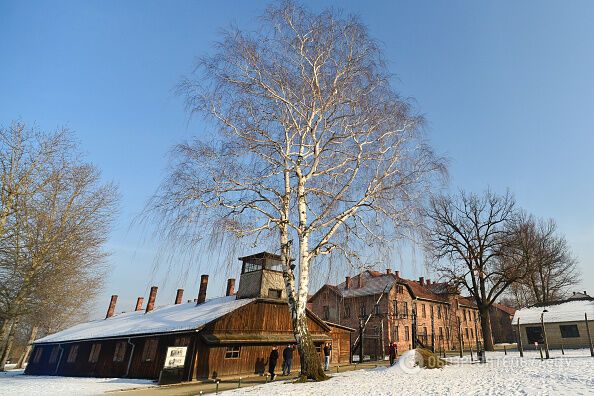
[424, 190, 531, 351]
[148, 1, 444, 380]
[0, 122, 117, 368]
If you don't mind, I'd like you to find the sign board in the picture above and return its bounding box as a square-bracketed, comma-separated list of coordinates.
[163, 346, 187, 369]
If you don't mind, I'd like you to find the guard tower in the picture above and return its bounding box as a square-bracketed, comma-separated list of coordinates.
[236, 252, 287, 300]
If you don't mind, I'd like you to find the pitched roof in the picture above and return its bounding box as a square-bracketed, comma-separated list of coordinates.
[492, 303, 516, 316]
[512, 299, 594, 325]
[316, 271, 453, 303]
[35, 296, 255, 344]
[335, 271, 396, 298]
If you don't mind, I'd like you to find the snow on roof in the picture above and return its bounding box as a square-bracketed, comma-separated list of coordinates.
[512, 300, 594, 325]
[35, 295, 255, 344]
[337, 271, 396, 298]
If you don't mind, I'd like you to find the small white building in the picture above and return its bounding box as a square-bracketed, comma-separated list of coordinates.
[512, 296, 594, 349]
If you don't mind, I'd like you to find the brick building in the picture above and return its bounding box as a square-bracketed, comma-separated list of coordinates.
[308, 269, 485, 359]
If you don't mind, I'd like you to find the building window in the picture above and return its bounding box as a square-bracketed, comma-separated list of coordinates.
[67, 345, 79, 363]
[526, 326, 544, 343]
[560, 324, 580, 338]
[32, 347, 43, 364]
[465, 328, 469, 339]
[392, 301, 398, 317]
[174, 336, 191, 346]
[267, 288, 282, 299]
[397, 285, 404, 294]
[402, 302, 408, 318]
[315, 345, 322, 353]
[48, 346, 60, 364]
[374, 304, 381, 315]
[360, 303, 366, 318]
[421, 304, 426, 318]
[404, 326, 410, 341]
[439, 327, 444, 340]
[113, 341, 127, 362]
[323, 305, 330, 320]
[224, 346, 241, 359]
[89, 343, 101, 363]
[343, 305, 351, 318]
[142, 339, 159, 362]
[394, 326, 399, 342]
[437, 305, 442, 319]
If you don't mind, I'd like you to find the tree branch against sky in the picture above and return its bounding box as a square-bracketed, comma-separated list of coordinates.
[147, 1, 444, 380]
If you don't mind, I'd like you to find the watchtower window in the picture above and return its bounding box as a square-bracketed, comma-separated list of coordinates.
[266, 258, 283, 272]
[242, 259, 263, 274]
[268, 288, 282, 298]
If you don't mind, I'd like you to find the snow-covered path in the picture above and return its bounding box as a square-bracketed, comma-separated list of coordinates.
[0, 370, 154, 396]
[226, 349, 594, 396]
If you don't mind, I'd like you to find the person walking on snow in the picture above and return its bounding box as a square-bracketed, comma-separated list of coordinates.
[389, 342, 397, 366]
[268, 346, 279, 380]
[282, 345, 293, 375]
[323, 343, 332, 371]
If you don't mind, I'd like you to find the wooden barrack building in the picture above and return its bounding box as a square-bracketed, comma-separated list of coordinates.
[25, 252, 353, 381]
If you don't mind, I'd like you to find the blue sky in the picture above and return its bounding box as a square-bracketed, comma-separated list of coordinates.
[1, 1, 592, 318]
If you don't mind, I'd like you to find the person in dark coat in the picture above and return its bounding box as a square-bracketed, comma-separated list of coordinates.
[282, 345, 294, 375]
[323, 343, 332, 371]
[388, 342, 397, 366]
[268, 346, 279, 380]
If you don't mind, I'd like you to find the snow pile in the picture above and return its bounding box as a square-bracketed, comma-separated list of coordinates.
[224, 349, 594, 395]
[0, 369, 153, 395]
[512, 300, 594, 325]
[35, 296, 255, 343]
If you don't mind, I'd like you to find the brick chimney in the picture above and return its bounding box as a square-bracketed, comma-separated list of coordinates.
[145, 286, 158, 313]
[175, 289, 184, 305]
[357, 273, 364, 288]
[197, 274, 209, 304]
[394, 271, 400, 278]
[419, 277, 425, 286]
[134, 297, 144, 311]
[386, 269, 392, 275]
[105, 295, 118, 319]
[225, 278, 236, 296]
[426, 279, 431, 285]
[345, 276, 351, 289]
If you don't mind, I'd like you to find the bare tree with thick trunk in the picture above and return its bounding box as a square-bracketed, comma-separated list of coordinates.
[424, 190, 529, 351]
[147, 1, 444, 380]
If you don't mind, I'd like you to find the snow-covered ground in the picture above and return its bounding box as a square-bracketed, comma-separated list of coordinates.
[226, 349, 594, 396]
[0, 370, 154, 396]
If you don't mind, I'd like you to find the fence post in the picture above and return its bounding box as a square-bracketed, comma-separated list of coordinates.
[586, 313, 594, 357]
[504, 345, 507, 355]
[458, 317, 463, 358]
[517, 317, 523, 358]
[561, 341, 565, 355]
[238, 377, 242, 388]
[470, 345, 473, 362]
[215, 379, 220, 394]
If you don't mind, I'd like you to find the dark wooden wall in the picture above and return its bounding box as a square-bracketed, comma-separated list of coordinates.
[25, 332, 195, 380]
